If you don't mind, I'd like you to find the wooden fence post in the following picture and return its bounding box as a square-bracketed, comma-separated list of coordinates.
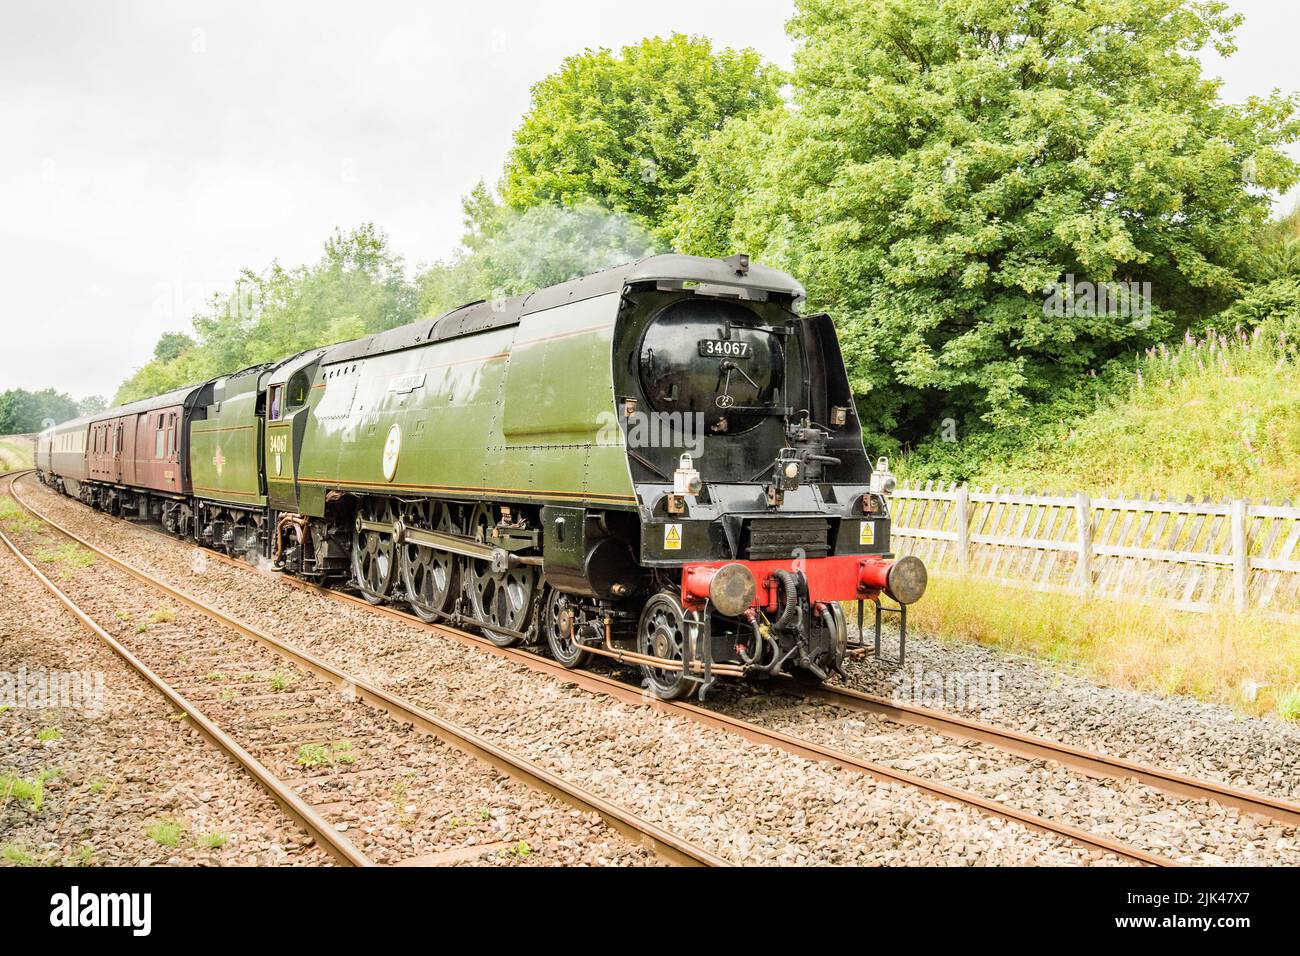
[1232, 499, 1249, 614]
[1075, 492, 1092, 590]
[955, 484, 970, 572]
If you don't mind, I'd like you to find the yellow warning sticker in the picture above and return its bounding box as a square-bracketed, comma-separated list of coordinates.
[859, 521, 875, 545]
[664, 523, 682, 550]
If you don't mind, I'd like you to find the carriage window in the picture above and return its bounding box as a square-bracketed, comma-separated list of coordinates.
[155, 417, 167, 459]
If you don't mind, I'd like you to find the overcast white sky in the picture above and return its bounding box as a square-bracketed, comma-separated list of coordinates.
[1, 0, 1296, 401]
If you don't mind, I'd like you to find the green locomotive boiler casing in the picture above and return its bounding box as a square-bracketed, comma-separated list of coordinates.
[290, 289, 634, 515]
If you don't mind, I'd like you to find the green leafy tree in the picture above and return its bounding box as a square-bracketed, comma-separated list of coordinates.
[0, 388, 80, 433]
[673, 0, 1300, 446]
[503, 33, 784, 240]
[152, 332, 196, 363]
[116, 225, 420, 404]
[76, 395, 107, 416]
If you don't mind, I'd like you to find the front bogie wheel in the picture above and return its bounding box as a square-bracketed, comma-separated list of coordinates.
[637, 592, 695, 701]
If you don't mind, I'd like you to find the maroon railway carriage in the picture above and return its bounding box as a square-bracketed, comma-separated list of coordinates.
[87, 404, 183, 491]
[39, 384, 207, 530]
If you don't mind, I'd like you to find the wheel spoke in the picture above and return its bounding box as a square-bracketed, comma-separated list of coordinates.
[352, 500, 396, 603]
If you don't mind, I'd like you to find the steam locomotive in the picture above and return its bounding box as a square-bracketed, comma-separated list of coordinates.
[38, 253, 925, 699]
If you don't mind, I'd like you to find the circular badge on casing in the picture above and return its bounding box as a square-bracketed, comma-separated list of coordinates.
[382, 424, 401, 482]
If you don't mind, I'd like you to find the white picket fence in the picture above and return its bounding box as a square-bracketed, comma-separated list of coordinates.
[890, 480, 1300, 620]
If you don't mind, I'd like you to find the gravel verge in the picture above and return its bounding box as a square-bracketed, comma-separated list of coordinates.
[839, 625, 1300, 802]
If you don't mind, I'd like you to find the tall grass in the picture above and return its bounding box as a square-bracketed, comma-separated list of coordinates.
[966, 323, 1300, 501]
[908, 573, 1300, 720]
[1263, 202, 1300, 245]
[0, 437, 34, 471]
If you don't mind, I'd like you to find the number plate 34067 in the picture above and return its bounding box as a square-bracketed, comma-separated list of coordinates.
[698, 339, 750, 358]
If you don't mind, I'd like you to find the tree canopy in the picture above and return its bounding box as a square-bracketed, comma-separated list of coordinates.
[106, 5, 1299, 478]
[670, 0, 1300, 446]
[0, 388, 82, 433]
[116, 224, 421, 404]
[502, 33, 784, 241]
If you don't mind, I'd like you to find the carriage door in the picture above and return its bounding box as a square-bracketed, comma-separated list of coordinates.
[112, 420, 124, 484]
[121, 415, 139, 487]
[264, 370, 310, 512]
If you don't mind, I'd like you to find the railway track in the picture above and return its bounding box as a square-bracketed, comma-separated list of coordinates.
[1, 471, 724, 867]
[794, 681, 1300, 830]
[3, 477, 1191, 866]
[0, 479, 370, 866]
[209, 540, 1300, 862]
[18, 468, 1300, 865]
[275, 588, 1181, 864]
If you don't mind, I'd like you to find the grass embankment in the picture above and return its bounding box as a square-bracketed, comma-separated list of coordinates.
[960, 325, 1300, 501]
[0, 436, 34, 471]
[906, 574, 1300, 721]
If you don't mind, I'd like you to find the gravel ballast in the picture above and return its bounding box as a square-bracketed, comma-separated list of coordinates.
[707, 684, 1300, 865]
[840, 629, 1300, 803]
[2, 497, 659, 867]
[16, 478, 1136, 866]
[0, 530, 332, 866]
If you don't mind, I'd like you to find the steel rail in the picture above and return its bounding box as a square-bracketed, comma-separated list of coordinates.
[789, 680, 1300, 830]
[0, 476, 373, 866]
[5, 473, 725, 868]
[273, 580, 1176, 866]
[20, 480, 1169, 865]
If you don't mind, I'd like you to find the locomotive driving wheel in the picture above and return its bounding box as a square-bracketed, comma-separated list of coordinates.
[542, 587, 590, 669]
[400, 501, 459, 622]
[464, 558, 536, 647]
[637, 592, 693, 700]
[460, 503, 537, 646]
[352, 498, 397, 604]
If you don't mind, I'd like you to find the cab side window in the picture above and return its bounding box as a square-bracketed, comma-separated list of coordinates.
[287, 371, 309, 411]
[269, 385, 283, 420]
